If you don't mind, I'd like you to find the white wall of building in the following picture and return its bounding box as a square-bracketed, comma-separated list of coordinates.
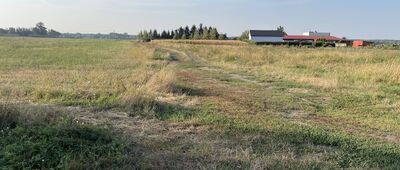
[249, 35, 283, 42]
[303, 32, 330, 36]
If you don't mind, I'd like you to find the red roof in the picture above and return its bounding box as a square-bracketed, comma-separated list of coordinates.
[284, 35, 343, 41]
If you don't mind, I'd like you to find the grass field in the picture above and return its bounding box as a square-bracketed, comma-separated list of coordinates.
[1, 37, 400, 169]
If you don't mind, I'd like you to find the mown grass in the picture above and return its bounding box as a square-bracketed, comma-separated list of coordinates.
[153, 41, 400, 168]
[0, 37, 176, 114]
[190, 110, 400, 168]
[156, 42, 400, 136]
[160, 79, 400, 168]
[2, 37, 400, 169]
[0, 37, 178, 169]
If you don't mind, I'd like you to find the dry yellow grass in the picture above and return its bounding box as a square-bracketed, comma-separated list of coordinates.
[154, 41, 400, 137]
[155, 42, 400, 91]
[0, 38, 177, 112]
[3, 37, 400, 169]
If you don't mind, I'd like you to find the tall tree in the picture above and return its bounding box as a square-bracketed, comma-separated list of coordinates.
[193, 30, 201, 40]
[16, 28, 33, 36]
[170, 30, 175, 39]
[141, 31, 151, 42]
[152, 29, 159, 39]
[209, 28, 219, 40]
[161, 30, 167, 39]
[137, 23, 228, 41]
[202, 27, 210, 39]
[184, 26, 190, 39]
[48, 29, 61, 38]
[137, 31, 143, 40]
[0, 28, 7, 34]
[33, 22, 47, 36]
[8, 27, 16, 35]
[178, 27, 184, 39]
[181, 34, 188, 39]
[239, 31, 250, 41]
[173, 30, 179, 39]
[190, 25, 197, 38]
[199, 24, 204, 36]
[218, 33, 227, 40]
[148, 29, 153, 39]
[277, 26, 287, 35]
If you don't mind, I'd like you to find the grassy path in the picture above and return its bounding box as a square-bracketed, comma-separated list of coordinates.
[2, 39, 400, 169]
[159, 43, 400, 143]
[149, 43, 400, 168]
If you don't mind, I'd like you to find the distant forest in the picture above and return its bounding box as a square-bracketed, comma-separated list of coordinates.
[0, 22, 135, 40]
[0, 22, 62, 38]
[61, 33, 135, 40]
[137, 24, 227, 41]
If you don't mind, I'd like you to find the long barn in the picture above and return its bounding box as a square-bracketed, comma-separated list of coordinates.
[249, 30, 285, 43]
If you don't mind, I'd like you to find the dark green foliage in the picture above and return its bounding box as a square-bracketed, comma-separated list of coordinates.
[190, 25, 197, 38]
[173, 30, 179, 39]
[161, 30, 168, 39]
[193, 30, 201, 40]
[239, 30, 249, 41]
[195, 111, 400, 168]
[137, 30, 151, 42]
[137, 24, 227, 41]
[184, 26, 190, 39]
[169, 30, 174, 39]
[155, 103, 196, 121]
[178, 27, 184, 39]
[15, 28, 33, 36]
[277, 26, 287, 35]
[209, 28, 219, 40]
[0, 22, 61, 38]
[32, 22, 48, 36]
[219, 33, 227, 40]
[152, 29, 159, 39]
[48, 29, 62, 38]
[0, 121, 125, 169]
[0, 28, 7, 34]
[202, 27, 210, 39]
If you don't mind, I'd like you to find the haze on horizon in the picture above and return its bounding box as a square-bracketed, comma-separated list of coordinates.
[0, 0, 399, 39]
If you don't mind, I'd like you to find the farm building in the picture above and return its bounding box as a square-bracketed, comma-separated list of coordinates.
[283, 35, 343, 43]
[248, 29, 373, 48]
[302, 31, 331, 36]
[352, 40, 374, 47]
[249, 30, 285, 43]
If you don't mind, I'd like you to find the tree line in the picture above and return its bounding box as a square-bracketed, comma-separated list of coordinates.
[137, 24, 227, 42]
[0, 22, 62, 38]
[0, 22, 135, 39]
[61, 32, 135, 40]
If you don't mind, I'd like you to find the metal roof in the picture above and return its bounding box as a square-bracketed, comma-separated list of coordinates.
[249, 30, 285, 37]
[284, 35, 343, 41]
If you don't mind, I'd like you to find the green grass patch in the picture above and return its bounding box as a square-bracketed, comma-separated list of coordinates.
[0, 104, 136, 169]
[33, 90, 121, 109]
[155, 103, 196, 122]
[192, 111, 400, 168]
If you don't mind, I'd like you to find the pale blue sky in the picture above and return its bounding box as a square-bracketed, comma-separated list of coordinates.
[0, 0, 399, 39]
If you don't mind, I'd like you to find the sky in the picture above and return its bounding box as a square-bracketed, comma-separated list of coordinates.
[0, 0, 399, 39]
